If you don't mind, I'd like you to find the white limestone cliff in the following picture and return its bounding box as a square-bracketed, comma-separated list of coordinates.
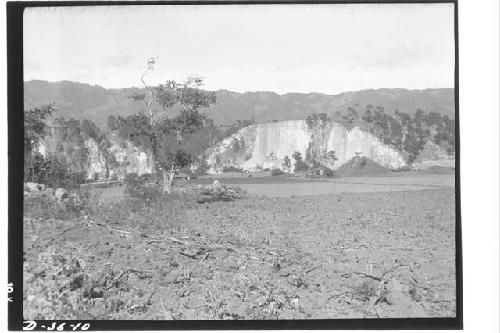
[205, 120, 407, 173]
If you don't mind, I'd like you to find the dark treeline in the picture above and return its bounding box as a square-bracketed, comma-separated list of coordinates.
[306, 105, 455, 162]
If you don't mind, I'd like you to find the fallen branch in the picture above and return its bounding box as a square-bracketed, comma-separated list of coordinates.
[352, 271, 386, 282]
[199, 253, 209, 264]
[306, 265, 322, 274]
[327, 291, 352, 300]
[179, 250, 198, 259]
[87, 220, 131, 236]
[129, 268, 154, 274]
[168, 237, 190, 246]
[58, 225, 78, 237]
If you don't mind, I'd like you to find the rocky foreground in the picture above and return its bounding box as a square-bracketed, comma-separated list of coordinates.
[23, 186, 456, 319]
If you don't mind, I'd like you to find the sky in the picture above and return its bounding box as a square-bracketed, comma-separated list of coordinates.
[24, 4, 455, 94]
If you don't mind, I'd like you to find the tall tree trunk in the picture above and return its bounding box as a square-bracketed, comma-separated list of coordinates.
[162, 168, 175, 194]
[105, 159, 109, 179]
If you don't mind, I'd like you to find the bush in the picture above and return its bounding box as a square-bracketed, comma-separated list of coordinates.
[178, 167, 197, 179]
[222, 166, 244, 173]
[124, 173, 161, 204]
[195, 159, 209, 176]
[323, 167, 335, 177]
[270, 169, 284, 176]
[24, 188, 94, 220]
[24, 154, 86, 190]
[293, 160, 309, 172]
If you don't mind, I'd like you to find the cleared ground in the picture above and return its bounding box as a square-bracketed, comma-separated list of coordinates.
[23, 172, 457, 319]
[95, 173, 455, 201]
[240, 174, 454, 197]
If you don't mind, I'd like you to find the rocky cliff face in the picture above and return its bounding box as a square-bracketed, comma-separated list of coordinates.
[205, 120, 407, 173]
[38, 133, 155, 180]
[85, 134, 155, 180]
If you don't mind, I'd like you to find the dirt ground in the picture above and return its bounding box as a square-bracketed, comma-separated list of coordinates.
[23, 174, 456, 319]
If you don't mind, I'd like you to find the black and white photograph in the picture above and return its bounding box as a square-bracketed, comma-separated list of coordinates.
[8, 0, 483, 330]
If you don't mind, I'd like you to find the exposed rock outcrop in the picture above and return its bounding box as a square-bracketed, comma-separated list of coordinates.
[205, 120, 407, 173]
[38, 133, 155, 181]
[85, 134, 155, 180]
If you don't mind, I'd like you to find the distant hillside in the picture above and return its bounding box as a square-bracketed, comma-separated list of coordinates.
[24, 80, 455, 128]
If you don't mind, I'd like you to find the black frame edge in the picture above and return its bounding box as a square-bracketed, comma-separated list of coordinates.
[7, 1, 25, 331]
[7, 0, 462, 330]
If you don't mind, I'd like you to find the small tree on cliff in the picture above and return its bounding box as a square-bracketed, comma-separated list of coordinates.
[126, 58, 216, 193]
[24, 104, 54, 181]
[326, 150, 338, 168]
[292, 151, 308, 172]
[282, 155, 291, 171]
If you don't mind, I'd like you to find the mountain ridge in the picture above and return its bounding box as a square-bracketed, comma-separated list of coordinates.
[24, 80, 455, 128]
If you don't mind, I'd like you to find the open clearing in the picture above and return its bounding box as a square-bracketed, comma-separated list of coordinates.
[24, 172, 456, 319]
[239, 174, 454, 197]
[95, 173, 455, 201]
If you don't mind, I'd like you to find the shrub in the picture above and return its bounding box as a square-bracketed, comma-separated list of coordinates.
[222, 166, 244, 173]
[323, 167, 335, 177]
[178, 166, 197, 179]
[293, 160, 309, 172]
[270, 169, 284, 176]
[25, 154, 87, 190]
[23, 188, 94, 220]
[124, 173, 161, 204]
[353, 280, 378, 302]
[195, 159, 209, 176]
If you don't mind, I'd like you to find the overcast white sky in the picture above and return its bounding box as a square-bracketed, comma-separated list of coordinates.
[24, 4, 454, 94]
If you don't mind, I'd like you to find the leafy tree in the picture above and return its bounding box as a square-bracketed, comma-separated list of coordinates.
[233, 138, 241, 153]
[326, 150, 338, 168]
[347, 107, 358, 121]
[306, 115, 314, 129]
[96, 133, 117, 179]
[80, 119, 99, 140]
[124, 58, 216, 193]
[282, 155, 291, 171]
[362, 108, 373, 123]
[292, 151, 308, 172]
[24, 105, 54, 156]
[319, 113, 328, 123]
[196, 157, 210, 176]
[24, 105, 55, 182]
[107, 115, 119, 131]
[292, 151, 302, 163]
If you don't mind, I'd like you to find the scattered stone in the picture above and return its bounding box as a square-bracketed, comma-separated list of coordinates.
[195, 180, 244, 204]
[90, 287, 104, 299]
[25, 182, 44, 192]
[385, 278, 405, 305]
[55, 188, 68, 201]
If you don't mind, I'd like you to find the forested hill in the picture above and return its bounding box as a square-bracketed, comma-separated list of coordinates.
[24, 80, 455, 128]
